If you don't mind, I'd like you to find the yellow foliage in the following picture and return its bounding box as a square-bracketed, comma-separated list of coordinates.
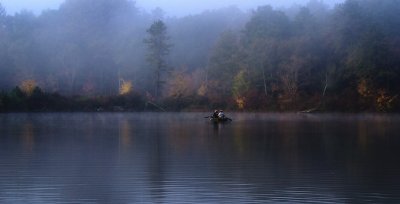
[119, 80, 133, 95]
[20, 80, 37, 96]
[166, 70, 194, 98]
[357, 79, 372, 97]
[197, 84, 207, 96]
[232, 70, 249, 98]
[376, 90, 396, 112]
[236, 97, 246, 109]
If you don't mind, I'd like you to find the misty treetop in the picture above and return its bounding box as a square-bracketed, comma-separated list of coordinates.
[0, 0, 399, 112]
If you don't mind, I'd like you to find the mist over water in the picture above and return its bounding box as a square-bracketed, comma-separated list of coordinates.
[0, 0, 398, 203]
[1, 113, 400, 203]
[0, 0, 399, 202]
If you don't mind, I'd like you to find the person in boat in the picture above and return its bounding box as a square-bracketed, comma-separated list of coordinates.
[218, 110, 225, 119]
[212, 110, 219, 118]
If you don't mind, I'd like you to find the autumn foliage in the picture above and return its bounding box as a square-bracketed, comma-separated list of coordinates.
[1, 0, 400, 112]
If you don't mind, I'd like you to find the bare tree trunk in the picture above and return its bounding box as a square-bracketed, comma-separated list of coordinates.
[155, 68, 160, 100]
[321, 72, 328, 99]
[300, 72, 329, 113]
[146, 101, 166, 112]
[262, 68, 268, 97]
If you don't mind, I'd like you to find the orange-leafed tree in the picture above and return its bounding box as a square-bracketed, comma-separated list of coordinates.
[119, 79, 133, 95]
[20, 80, 37, 96]
[165, 69, 195, 99]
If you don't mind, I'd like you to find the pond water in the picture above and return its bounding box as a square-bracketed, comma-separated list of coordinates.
[0, 113, 400, 203]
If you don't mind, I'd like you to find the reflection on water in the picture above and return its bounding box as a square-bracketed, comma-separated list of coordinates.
[119, 119, 133, 150]
[0, 113, 400, 203]
[21, 122, 35, 152]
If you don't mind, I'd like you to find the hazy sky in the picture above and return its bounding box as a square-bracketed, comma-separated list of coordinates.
[0, 0, 63, 14]
[1, 0, 344, 16]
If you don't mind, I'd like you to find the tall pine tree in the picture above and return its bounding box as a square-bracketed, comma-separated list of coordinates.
[144, 20, 171, 100]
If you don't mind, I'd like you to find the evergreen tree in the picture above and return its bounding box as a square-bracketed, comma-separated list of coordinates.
[144, 20, 172, 100]
[0, 3, 5, 22]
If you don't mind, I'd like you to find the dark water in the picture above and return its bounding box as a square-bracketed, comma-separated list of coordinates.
[0, 113, 400, 203]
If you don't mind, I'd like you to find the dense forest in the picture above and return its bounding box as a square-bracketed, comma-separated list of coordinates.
[0, 0, 399, 112]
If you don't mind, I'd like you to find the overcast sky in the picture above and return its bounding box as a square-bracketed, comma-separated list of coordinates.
[1, 0, 344, 16]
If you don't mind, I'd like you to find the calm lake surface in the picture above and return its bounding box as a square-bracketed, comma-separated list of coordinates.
[1, 113, 400, 203]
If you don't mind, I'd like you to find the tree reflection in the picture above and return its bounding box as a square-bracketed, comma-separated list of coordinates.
[147, 119, 166, 203]
[119, 119, 133, 150]
[0, 113, 399, 203]
[21, 122, 35, 152]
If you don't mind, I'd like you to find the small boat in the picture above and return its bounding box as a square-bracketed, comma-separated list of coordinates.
[209, 117, 232, 123]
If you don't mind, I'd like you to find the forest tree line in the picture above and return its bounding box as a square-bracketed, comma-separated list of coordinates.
[0, 0, 399, 112]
